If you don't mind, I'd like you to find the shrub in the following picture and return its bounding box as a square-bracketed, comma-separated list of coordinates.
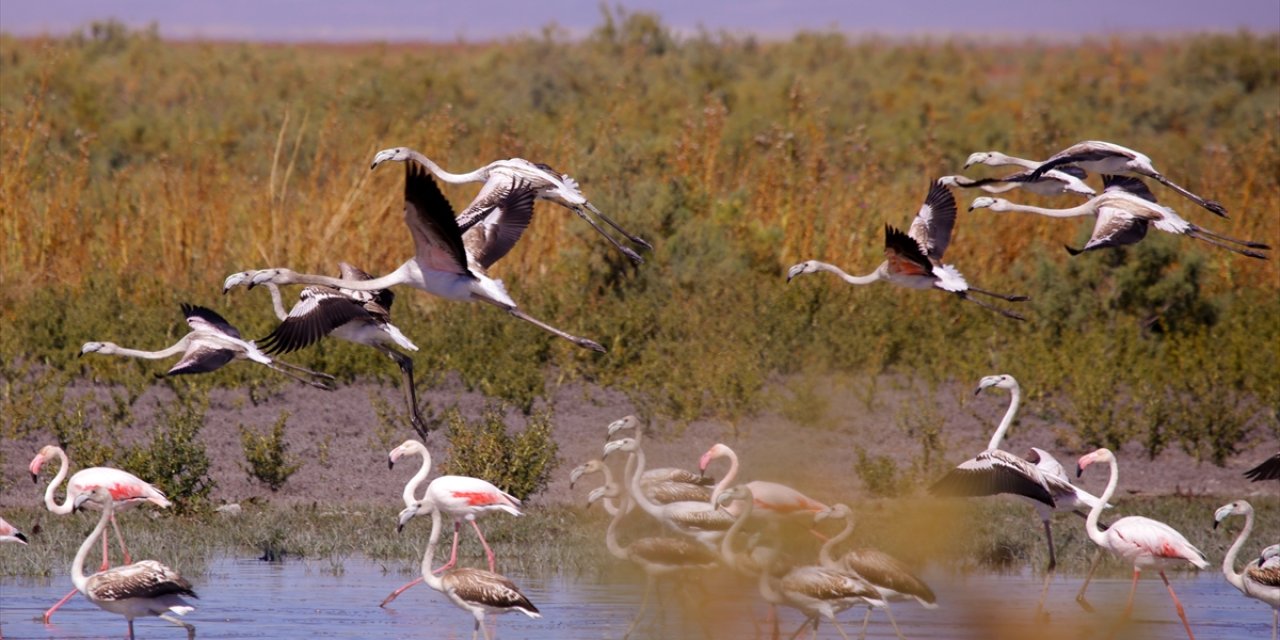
[121, 388, 215, 513]
[240, 410, 302, 492]
[853, 446, 901, 497]
[439, 404, 559, 501]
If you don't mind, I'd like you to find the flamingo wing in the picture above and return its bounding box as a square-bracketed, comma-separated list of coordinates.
[1102, 174, 1159, 203]
[446, 568, 539, 615]
[883, 225, 934, 278]
[180, 303, 241, 339]
[257, 290, 370, 354]
[928, 449, 1056, 508]
[87, 560, 197, 602]
[1246, 564, 1280, 588]
[1067, 204, 1148, 255]
[402, 158, 471, 276]
[454, 174, 512, 232]
[464, 179, 539, 270]
[1108, 516, 1207, 567]
[748, 481, 827, 514]
[837, 548, 936, 605]
[337, 262, 396, 320]
[907, 180, 958, 260]
[70, 468, 171, 507]
[628, 537, 719, 566]
[167, 344, 235, 376]
[1243, 452, 1280, 482]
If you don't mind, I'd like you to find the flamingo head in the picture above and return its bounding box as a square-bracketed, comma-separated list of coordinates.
[968, 196, 1007, 212]
[396, 499, 434, 533]
[975, 374, 1019, 396]
[1213, 500, 1252, 529]
[73, 486, 113, 513]
[370, 146, 414, 171]
[963, 151, 1005, 169]
[221, 271, 253, 293]
[716, 484, 753, 509]
[28, 445, 60, 481]
[605, 415, 640, 440]
[1075, 448, 1114, 478]
[699, 443, 731, 474]
[569, 459, 604, 489]
[388, 440, 424, 470]
[814, 503, 852, 524]
[79, 341, 114, 357]
[586, 484, 619, 507]
[602, 437, 638, 460]
[786, 261, 821, 283]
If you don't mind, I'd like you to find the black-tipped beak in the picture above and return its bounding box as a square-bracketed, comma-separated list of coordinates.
[396, 522, 405, 534]
[1075, 464, 1084, 479]
[967, 205, 975, 212]
[31, 472, 38, 484]
[1212, 520, 1220, 530]
[14, 532, 28, 543]
[388, 459, 395, 471]
[973, 387, 982, 396]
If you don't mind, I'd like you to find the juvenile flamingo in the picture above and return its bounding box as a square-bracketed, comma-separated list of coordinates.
[1077, 448, 1209, 640]
[30, 444, 172, 623]
[602, 437, 736, 548]
[70, 487, 197, 640]
[605, 415, 716, 488]
[0, 516, 28, 544]
[1214, 500, 1280, 639]
[381, 440, 521, 607]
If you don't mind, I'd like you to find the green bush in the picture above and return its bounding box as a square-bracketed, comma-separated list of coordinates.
[240, 410, 301, 492]
[121, 388, 215, 513]
[439, 404, 559, 501]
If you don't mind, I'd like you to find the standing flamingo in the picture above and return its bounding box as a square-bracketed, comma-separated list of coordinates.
[70, 487, 197, 640]
[1214, 500, 1280, 639]
[787, 181, 1029, 320]
[1244, 453, 1280, 482]
[698, 443, 828, 525]
[570, 459, 622, 516]
[81, 303, 336, 389]
[223, 263, 426, 434]
[417, 502, 540, 640]
[0, 516, 28, 544]
[602, 437, 736, 548]
[605, 415, 716, 488]
[228, 156, 606, 352]
[30, 444, 172, 623]
[573, 458, 712, 508]
[381, 440, 521, 607]
[371, 146, 651, 264]
[1077, 448, 1209, 640]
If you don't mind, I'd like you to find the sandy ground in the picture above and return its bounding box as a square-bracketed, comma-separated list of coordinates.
[3, 373, 1276, 509]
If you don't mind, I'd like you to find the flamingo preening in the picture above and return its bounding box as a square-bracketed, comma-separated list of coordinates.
[80, 303, 336, 389]
[30, 445, 172, 623]
[223, 263, 427, 435]
[370, 146, 651, 264]
[70, 487, 198, 640]
[1077, 448, 1208, 640]
[381, 440, 521, 607]
[417, 502, 540, 640]
[1214, 500, 1280, 640]
[1244, 453, 1280, 482]
[227, 155, 606, 352]
[787, 180, 1029, 320]
[1026, 140, 1228, 217]
[0, 516, 28, 544]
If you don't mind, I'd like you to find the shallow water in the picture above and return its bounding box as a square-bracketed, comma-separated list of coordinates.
[0, 557, 1273, 639]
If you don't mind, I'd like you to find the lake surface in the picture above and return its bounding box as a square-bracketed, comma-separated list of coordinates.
[0, 557, 1273, 639]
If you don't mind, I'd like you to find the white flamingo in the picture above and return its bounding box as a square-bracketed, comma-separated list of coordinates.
[1077, 448, 1209, 640]
[81, 303, 336, 389]
[371, 146, 651, 264]
[70, 487, 197, 640]
[223, 262, 426, 433]
[1214, 500, 1280, 639]
[787, 180, 1029, 320]
[228, 157, 606, 352]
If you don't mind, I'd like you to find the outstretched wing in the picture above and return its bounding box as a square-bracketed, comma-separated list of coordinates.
[883, 225, 934, 277]
[257, 289, 371, 355]
[402, 159, 471, 275]
[907, 181, 958, 260]
[166, 346, 236, 376]
[180, 303, 241, 339]
[1067, 204, 1148, 255]
[1101, 174, 1158, 203]
[336, 262, 395, 322]
[465, 179, 539, 269]
[928, 449, 1056, 508]
[1244, 453, 1280, 482]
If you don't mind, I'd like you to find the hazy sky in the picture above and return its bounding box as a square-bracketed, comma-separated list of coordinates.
[1, 1, 1277, 41]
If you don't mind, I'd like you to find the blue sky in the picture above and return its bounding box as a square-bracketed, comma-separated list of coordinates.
[1, 1, 1277, 41]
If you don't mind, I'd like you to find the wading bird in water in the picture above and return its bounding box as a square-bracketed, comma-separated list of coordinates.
[371, 146, 651, 264]
[603, 437, 736, 549]
[1077, 448, 1209, 640]
[81, 303, 336, 389]
[787, 180, 1029, 320]
[30, 445, 172, 623]
[70, 487, 198, 640]
[1214, 500, 1280, 640]
[226, 156, 606, 352]
[223, 263, 427, 435]
[698, 443, 828, 526]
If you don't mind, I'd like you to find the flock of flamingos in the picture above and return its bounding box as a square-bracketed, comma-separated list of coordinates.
[2, 139, 1278, 640]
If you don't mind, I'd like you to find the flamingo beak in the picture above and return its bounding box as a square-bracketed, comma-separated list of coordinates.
[1075, 463, 1085, 478]
[30, 472, 38, 483]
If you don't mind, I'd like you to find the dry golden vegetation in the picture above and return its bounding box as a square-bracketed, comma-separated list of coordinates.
[2, 17, 1277, 463]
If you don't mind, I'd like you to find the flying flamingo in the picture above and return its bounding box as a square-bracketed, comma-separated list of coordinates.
[30, 444, 172, 623]
[417, 502, 540, 640]
[370, 146, 651, 264]
[1214, 500, 1280, 639]
[1077, 448, 1209, 640]
[70, 487, 198, 640]
[787, 180, 1029, 320]
[0, 516, 28, 544]
[698, 443, 828, 526]
[1026, 140, 1228, 217]
[223, 263, 426, 434]
[602, 437, 736, 548]
[228, 156, 606, 352]
[605, 415, 716, 488]
[815, 503, 936, 640]
[1244, 453, 1280, 482]
[81, 303, 336, 389]
[381, 440, 521, 607]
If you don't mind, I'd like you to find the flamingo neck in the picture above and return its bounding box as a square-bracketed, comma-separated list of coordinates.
[626, 445, 664, 519]
[420, 506, 446, 591]
[818, 512, 855, 568]
[413, 152, 488, 185]
[604, 495, 630, 562]
[986, 383, 1023, 451]
[261, 283, 289, 321]
[598, 463, 620, 517]
[1085, 456, 1119, 548]
[277, 263, 414, 293]
[403, 443, 432, 507]
[1221, 508, 1252, 591]
[43, 447, 73, 514]
[816, 261, 882, 285]
[720, 492, 755, 570]
[991, 152, 1039, 170]
[998, 201, 1096, 218]
[71, 498, 112, 592]
[102, 341, 189, 361]
[709, 448, 740, 507]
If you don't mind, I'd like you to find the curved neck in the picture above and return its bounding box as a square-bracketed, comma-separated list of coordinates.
[262, 283, 289, 320]
[598, 463, 620, 517]
[403, 444, 432, 506]
[815, 261, 882, 285]
[1085, 456, 1119, 547]
[420, 506, 446, 591]
[999, 201, 1096, 218]
[103, 341, 189, 360]
[720, 493, 754, 569]
[1221, 509, 1252, 590]
[819, 512, 856, 568]
[626, 445, 664, 519]
[605, 495, 630, 561]
[986, 384, 1023, 451]
[72, 498, 113, 591]
[43, 448, 73, 514]
[709, 448, 740, 506]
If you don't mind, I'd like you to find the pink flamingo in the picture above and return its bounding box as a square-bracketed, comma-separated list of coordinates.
[698, 443, 828, 524]
[381, 440, 521, 607]
[30, 444, 171, 623]
[1077, 448, 1208, 639]
[0, 516, 28, 544]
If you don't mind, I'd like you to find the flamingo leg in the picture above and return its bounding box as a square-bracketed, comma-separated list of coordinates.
[100, 529, 110, 571]
[379, 576, 423, 607]
[882, 603, 906, 640]
[1035, 518, 1056, 621]
[624, 575, 655, 640]
[829, 615, 852, 640]
[1075, 548, 1103, 612]
[385, 349, 427, 439]
[110, 514, 132, 564]
[261, 361, 336, 390]
[159, 613, 196, 640]
[41, 588, 80, 624]
[858, 608, 872, 640]
[435, 521, 462, 574]
[128, 619, 136, 640]
[1124, 566, 1141, 619]
[1158, 570, 1196, 640]
[469, 518, 497, 573]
